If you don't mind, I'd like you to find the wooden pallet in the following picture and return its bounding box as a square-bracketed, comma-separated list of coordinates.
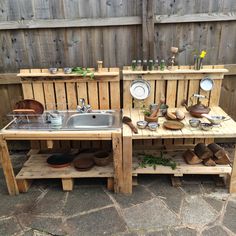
[132, 151, 232, 176]
[18, 68, 120, 150]
[123, 65, 227, 146]
[16, 154, 114, 192]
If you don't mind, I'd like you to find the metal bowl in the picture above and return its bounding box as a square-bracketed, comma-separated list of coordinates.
[137, 120, 148, 129]
[64, 67, 72, 74]
[148, 122, 159, 131]
[130, 79, 151, 100]
[202, 114, 226, 125]
[49, 68, 58, 74]
[200, 122, 213, 131]
[189, 119, 201, 128]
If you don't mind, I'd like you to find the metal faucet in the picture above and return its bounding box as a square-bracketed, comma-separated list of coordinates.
[77, 98, 92, 113]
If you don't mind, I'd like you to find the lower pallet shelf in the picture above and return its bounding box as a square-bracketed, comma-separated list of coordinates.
[16, 154, 114, 180]
[132, 151, 232, 176]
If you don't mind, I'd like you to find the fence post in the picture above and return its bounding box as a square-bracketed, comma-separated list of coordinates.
[142, 0, 155, 60]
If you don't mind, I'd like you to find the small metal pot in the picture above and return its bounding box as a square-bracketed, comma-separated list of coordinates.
[148, 122, 159, 131]
[200, 122, 213, 131]
[49, 68, 58, 74]
[137, 120, 148, 129]
[64, 67, 72, 74]
[189, 119, 201, 128]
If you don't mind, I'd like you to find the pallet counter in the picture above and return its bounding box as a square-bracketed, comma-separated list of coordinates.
[122, 66, 236, 194]
[0, 127, 123, 196]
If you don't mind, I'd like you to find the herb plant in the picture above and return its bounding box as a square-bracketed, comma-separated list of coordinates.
[138, 152, 177, 170]
[72, 67, 94, 79]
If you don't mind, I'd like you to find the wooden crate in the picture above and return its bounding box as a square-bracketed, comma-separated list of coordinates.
[18, 68, 120, 150]
[123, 65, 227, 147]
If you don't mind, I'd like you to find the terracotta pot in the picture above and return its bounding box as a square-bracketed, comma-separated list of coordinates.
[93, 151, 112, 166]
[144, 115, 158, 123]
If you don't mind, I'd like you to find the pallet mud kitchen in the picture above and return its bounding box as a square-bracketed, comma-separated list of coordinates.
[0, 65, 125, 196]
[122, 64, 236, 194]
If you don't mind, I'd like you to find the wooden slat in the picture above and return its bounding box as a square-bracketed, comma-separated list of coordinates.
[123, 80, 133, 109]
[209, 79, 223, 106]
[99, 81, 109, 109]
[1, 16, 141, 30]
[22, 82, 34, 99]
[54, 83, 67, 110]
[155, 12, 236, 24]
[166, 78, 177, 108]
[66, 82, 77, 110]
[88, 81, 99, 109]
[43, 82, 56, 110]
[32, 83, 45, 107]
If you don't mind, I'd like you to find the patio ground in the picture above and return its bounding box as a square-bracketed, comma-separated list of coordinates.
[0, 151, 236, 236]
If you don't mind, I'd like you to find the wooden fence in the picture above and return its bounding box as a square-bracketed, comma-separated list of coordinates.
[1, 0, 236, 129]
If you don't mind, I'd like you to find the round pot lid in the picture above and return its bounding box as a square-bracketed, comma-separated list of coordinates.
[130, 80, 151, 100]
[47, 154, 73, 168]
[200, 77, 214, 91]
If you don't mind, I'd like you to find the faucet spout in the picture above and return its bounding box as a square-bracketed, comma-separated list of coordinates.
[77, 98, 91, 113]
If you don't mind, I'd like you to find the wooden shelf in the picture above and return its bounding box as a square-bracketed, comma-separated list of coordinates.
[132, 151, 232, 176]
[17, 68, 119, 77]
[16, 154, 114, 180]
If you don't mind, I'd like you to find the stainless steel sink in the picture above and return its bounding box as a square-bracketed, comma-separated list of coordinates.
[66, 110, 120, 130]
[6, 110, 121, 131]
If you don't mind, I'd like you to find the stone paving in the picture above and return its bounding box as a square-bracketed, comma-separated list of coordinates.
[0, 153, 236, 236]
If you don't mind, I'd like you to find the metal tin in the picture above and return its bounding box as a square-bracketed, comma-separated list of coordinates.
[64, 67, 72, 74]
[189, 119, 201, 128]
[148, 122, 159, 131]
[130, 79, 151, 100]
[137, 120, 148, 129]
[49, 68, 58, 74]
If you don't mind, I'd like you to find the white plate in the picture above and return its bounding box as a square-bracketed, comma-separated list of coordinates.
[200, 77, 214, 91]
[130, 80, 151, 100]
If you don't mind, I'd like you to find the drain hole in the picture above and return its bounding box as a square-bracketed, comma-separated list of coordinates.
[92, 115, 96, 119]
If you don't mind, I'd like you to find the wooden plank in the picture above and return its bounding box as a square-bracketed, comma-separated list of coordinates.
[142, 0, 155, 59]
[155, 12, 236, 24]
[209, 79, 223, 106]
[0, 136, 19, 195]
[16, 154, 114, 179]
[17, 179, 32, 193]
[62, 178, 74, 191]
[22, 82, 34, 99]
[32, 82, 45, 107]
[54, 82, 67, 110]
[123, 80, 133, 109]
[99, 81, 109, 109]
[166, 79, 177, 108]
[112, 132, 123, 193]
[76, 82, 88, 105]
[43, 82, 56, 110]
[0, 17, 141, 30]
[110, 81, 121, 109]
[0, 73, 20, 84]
[88, 81, 99, 109]
[122, 135, 132, 194]
[230, 149, 236, 193]
[66, 82, 77, 110]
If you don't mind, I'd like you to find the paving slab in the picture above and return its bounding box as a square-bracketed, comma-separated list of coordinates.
[110, 185, 153, 209]
[0, 189, 42, 217]
[148, 179, 185, 214]
[0, 217, 22, 236]
[201, 225, 229, 236]
[170, 227, 197, 236]
[144, 230, 169, 236]
[123, 198, 179, 230]
[180, 196, 217, 227]
[181, 183, 202, 195]
[63, 186, 113, 216]
[66, 206, 127, 236]
[19, 214, 66, 236]
[223, 199, 236, 234]
[31, 187, 66, 215]
[203, 197, 224, 212]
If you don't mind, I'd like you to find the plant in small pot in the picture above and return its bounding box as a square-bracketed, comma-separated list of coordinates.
[142, 106, 159, 123]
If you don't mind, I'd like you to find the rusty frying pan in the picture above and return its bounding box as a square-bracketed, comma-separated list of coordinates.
[13, 99, 44, 114]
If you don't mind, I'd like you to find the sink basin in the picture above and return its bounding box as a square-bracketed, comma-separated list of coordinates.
[5, 110, 121, 131]
[67, 112, 115, 129]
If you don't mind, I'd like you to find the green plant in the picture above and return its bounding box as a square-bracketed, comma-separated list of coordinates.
[72, 67, 94, 79]
[138, 152, 177, 170]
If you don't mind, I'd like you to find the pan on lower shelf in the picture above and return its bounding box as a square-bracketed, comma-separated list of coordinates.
[47, 154, 74, 168]
[74, 157, 95, 171]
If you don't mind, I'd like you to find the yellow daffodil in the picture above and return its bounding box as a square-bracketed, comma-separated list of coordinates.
[200, 50, 207, 59]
